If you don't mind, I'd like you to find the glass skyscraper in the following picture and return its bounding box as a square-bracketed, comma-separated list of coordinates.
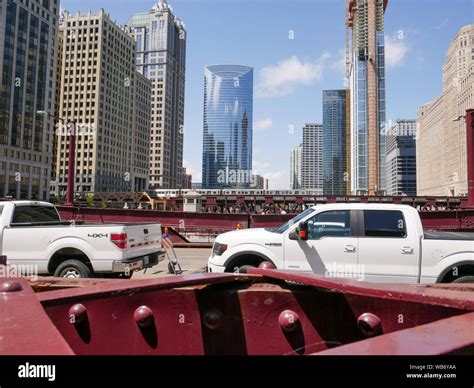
[323, 90, 348, 196]
[202, 65, 253, 189]
[0, 0, 59, 200]
[347, 0, 387, 195]
[127, 0, 186, 189]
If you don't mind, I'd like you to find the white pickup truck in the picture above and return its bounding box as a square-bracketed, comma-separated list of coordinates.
[0, 201, 164, 278]
[208, 204, 474, 283]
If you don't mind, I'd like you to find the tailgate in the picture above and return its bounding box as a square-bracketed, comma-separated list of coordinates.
[124, 223, 162, 258]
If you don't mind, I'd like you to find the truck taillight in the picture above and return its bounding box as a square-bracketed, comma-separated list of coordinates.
[111, 233, 127, 249]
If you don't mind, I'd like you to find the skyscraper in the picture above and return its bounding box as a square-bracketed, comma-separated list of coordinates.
[301, 123, 323, 192]
[386, 120, 417, 196]
[53, 10, 151, 195]
[346, 0, 388, 195]
[290, 145, 302, 190]
[202, 65, 253, 189]
[0, 0, 60, 200]
[128, 0, 186, 189]
[323, 90, 348, 196]
[417, 24, 474, 196]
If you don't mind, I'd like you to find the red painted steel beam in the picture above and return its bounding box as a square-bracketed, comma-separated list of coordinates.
[0, 278, 74, 355]
[316, 312, 474, 355]
[249, 269, 474, 311]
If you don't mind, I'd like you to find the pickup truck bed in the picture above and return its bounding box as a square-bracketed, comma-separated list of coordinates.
[424, 231, 474, 240]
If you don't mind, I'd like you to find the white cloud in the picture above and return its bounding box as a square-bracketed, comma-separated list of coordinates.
[263, 170, 289, 189]
[254, 117, 273, 131]
[183, 159, 202, 183]
[253, 160, 272, 170]
[256, 53, 330, 97]
[385, 34, 409, 69]
[332, 48, 346, 75]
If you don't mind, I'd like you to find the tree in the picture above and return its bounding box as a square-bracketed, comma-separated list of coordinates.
[86, 194, 94, 208]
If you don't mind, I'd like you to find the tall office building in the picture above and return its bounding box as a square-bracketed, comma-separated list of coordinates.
[202, 65, 253, 189]
[323, 90, 348, 196]
[53, 10, 151, 196]
[290, 144, 302, 190]
[385, 120, 417, 196]
[301, 123, 323, 192]
[127, 0, 186, 189]
[417, 24, 474, 196]
[0, 0, 60, 200]
[346, 0, 388, 195]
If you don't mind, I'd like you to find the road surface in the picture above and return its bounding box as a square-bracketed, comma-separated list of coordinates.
[133, 248, 211, 279]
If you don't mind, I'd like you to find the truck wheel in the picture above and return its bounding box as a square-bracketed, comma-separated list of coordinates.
[236, 265, 255, 274]
[452, 276, 474, 283]
[54, 260, 93, 279]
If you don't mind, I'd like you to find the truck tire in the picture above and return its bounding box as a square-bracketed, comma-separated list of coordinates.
[54, 260, 93, 279]
[452, 275, 474, 283]
[236, 265, 255, 274]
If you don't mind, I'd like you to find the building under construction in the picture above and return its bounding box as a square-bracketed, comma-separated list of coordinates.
[346, 0, 388, 195]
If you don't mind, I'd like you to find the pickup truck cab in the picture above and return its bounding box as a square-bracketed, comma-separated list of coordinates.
[0, 201, 164, 278]
[208, 204, 474, 283]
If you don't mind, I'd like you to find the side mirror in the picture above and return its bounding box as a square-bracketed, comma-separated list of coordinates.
[297, 222, 309, 241]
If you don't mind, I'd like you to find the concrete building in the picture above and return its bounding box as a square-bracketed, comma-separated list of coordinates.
[0, 0, 60, 200]
[182, 167, 192, 189]
[346, 0, 388, 195]
[132, 72, 152, 191]
[201, 65, 253, 189]
[386, 120, 417, 196]
[417, 24, 474, 196]
[301, 123, 323, 192]
[290, 145, 302, 190]
[323, 90, 348, 196]
[53, 10, 151, 196]
[254, 174, 268, 190]
[128, 0, 187, 189]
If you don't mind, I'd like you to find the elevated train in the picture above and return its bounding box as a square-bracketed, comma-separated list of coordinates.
[153, 188, 324, 198]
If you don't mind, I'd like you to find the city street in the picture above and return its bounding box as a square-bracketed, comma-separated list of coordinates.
[133, 248, 211, 279]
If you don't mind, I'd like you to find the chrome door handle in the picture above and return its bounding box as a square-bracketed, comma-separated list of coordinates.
[402, 246, 414, 254]
[344, 245, 356, 253]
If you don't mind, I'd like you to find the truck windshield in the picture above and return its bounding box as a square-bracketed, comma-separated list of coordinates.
[12, 205, 61, 224]
[271, 208, 316, 234]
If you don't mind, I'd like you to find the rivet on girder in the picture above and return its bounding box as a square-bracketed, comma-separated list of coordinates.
[357, 313, 383, 337]
[1, 281, 22, 293]
[278, 310, 300, 332]
[134, 306, 154, 328]
[68, 304, 88, 324]
[203, 309, 223, 330]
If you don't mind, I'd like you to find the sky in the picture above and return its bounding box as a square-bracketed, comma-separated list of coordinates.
[61, 0, 474, 189]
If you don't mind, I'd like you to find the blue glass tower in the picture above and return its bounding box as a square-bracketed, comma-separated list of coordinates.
[202, 65, 253, 189]
[347, 0, 387, 195]
[323, 90, 348, 196]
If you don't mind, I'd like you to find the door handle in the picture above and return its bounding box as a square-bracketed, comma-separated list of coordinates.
[402, 246, 414, 254]
[344, 245, 356, 253]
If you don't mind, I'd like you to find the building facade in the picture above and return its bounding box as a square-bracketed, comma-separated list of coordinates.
[128, 0, 186, 189]
[0, 0, 60, 200]
[301, 123, 323, 192]
[202, 65, 253, 189]
[290, 144, 302, 190]
[417, 24, 474, 196]
[53, 10, 151, 196]
[323, 90, 348, 196]
[131, 72, 152, 191]
[385, 120, 417, 196]
[346, 0, 387, 195]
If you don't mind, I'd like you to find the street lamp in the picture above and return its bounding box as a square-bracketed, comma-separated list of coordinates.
[37, 110, 76, 206]
[452, 115, 466, 122]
